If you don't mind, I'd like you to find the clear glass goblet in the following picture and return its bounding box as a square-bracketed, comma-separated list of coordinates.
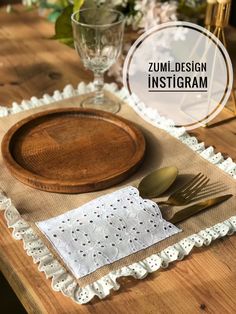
[71, 8, 125, 113]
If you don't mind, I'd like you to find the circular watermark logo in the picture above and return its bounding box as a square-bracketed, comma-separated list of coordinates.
[123, 22, 233, 130]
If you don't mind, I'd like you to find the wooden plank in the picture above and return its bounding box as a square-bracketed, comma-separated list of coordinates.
[0, 5, 236, 314]
[0, 5, 91, 107]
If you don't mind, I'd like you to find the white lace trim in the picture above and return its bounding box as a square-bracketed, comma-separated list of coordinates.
[0, 82, 236, 304]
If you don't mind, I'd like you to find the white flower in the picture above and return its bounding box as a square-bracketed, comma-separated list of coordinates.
[173, 27, 188, 41]
[22, 0, 39, 5]
[108, 1, 178, 82]
[22, 0, 63, 5]
[96, 0, 128, 6]
[6, 4, 12, 13]
[134, 0, 177, 31]
[107, 58, 123, 82]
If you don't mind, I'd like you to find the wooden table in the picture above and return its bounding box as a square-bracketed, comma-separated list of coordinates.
[0, 5, 236, 314]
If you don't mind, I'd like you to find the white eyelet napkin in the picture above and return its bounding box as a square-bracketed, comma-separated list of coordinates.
[36, 186, 181, 279]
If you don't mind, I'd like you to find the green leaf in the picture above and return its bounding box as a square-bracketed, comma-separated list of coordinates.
[48, 10, 62, 23]
[73, 0, 85, 13]
[53, 5, 73, 40]
[52, 0, 97, 48]
[59, 0, 70, 8]
[57, 37, 74, 48]
[39, 3, 62, 10]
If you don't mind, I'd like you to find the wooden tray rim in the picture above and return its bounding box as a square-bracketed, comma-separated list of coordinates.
[1, 107, 146, 192]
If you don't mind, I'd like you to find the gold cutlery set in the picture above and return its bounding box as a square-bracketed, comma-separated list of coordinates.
[138, 167, 233, 224]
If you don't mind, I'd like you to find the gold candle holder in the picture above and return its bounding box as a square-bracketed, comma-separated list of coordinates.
[214, 0, 231, 46]
[205, 0, 217, 31]
[205, 0, 236, 127]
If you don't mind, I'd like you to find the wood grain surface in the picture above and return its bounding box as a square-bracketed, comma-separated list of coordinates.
[1, 108, 145, 193]
[0, 5, 236, 314]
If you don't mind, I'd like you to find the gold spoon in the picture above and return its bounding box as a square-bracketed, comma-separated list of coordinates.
[138, 166, 178, 198]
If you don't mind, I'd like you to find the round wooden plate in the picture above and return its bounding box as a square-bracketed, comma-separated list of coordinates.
[1, 108, 145, 193]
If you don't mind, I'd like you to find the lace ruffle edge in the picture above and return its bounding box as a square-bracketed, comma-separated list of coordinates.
[0, 82, 236, 304]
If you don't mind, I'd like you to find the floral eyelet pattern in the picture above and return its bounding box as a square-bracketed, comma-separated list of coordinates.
[37, 186, 180, 279]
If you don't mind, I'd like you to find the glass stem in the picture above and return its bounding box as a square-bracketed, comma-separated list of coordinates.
[94, 72, 104, 105]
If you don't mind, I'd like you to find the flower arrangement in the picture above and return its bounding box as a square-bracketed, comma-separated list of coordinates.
[22, 1, 207, 26]
[19, 0, 206, 81]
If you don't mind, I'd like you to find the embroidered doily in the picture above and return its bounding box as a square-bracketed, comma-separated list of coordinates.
[37, 186, 180, 278]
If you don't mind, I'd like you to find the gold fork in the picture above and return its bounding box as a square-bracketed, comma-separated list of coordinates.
[157, 173, 210, 206]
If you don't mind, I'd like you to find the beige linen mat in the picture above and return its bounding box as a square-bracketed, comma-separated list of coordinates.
[0, 92, 235, 287]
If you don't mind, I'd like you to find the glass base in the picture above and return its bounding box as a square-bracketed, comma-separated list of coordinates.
[80, 96, 120, 114]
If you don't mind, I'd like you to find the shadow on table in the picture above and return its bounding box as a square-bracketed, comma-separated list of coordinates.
[0, 272, 26, 314]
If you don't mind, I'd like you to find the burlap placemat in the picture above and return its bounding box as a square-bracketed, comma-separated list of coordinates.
[0, 92, 235, 288]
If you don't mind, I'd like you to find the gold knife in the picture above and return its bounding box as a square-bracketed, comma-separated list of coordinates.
[168, 194, 233, 224]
